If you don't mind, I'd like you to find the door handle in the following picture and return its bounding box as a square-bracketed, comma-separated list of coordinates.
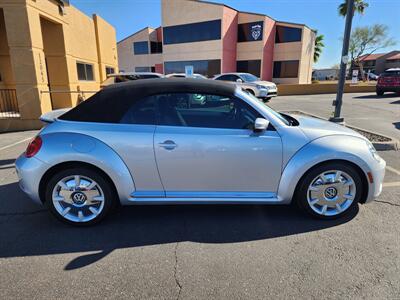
[158, 140, 177, 150]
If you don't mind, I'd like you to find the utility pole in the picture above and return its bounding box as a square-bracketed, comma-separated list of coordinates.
[330, 0, 355, 123]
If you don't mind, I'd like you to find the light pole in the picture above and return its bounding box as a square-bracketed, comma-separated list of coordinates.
[330, 0, 355, 123]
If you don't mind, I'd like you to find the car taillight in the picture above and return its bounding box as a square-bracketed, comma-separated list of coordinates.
[25, 136, 42, 158]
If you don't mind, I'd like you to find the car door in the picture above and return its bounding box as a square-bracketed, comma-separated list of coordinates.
[153, 92, 283, 199]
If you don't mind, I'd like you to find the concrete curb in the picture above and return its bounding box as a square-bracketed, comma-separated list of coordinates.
[282, 110, 399, 151]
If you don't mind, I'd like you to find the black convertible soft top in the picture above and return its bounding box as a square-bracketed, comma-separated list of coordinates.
[59, 78, 237, 123]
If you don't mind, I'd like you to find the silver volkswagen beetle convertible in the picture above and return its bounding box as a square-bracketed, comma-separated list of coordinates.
[15, 79, 386, 226]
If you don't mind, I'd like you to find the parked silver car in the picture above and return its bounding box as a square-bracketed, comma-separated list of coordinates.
[100, 72, 164, 88]
[16, 79, 385, 226]
[214, 72, 277, 101]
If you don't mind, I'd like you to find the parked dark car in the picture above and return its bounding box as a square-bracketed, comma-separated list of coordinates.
[376, 68, 400, 96]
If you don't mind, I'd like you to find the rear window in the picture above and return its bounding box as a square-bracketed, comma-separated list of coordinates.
[136, 74, 160, 79]
[381, 70, 400, 76]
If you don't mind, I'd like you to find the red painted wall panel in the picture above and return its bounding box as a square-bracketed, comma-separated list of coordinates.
[262, 17, 276, 81]
[155, 63, 164, 74]
[222, 7, 238, 73]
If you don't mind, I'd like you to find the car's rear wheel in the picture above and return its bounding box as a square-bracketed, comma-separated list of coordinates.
[45, 167, 115, 226]
[295, 162, 362, 219]
[376, 89, 384, 96]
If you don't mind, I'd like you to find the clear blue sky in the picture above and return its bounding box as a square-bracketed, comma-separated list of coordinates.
[71, 0, 399, 69]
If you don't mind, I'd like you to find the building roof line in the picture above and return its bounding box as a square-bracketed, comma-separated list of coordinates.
[276, 20, 313, 31]
[118, 0, 313, 43]
[117, 26, 153, 44]
[197, 1, 312, 29]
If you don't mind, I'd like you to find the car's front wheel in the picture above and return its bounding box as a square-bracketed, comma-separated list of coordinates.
[45, 167, 116, 226]
[295, 162, 362, 219]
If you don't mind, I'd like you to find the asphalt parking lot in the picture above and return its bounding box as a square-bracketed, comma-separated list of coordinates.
[269, 92, 400, 139]
[0, 92, 399, 299]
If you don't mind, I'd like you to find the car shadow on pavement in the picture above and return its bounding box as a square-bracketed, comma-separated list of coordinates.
[354, 93, 399, 100]
[0, 181, 358, 270]
[0, 159, 15, 166]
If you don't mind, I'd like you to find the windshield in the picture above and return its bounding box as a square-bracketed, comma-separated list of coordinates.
[240, 73, 259, 82]
[237, 89, 290, 126]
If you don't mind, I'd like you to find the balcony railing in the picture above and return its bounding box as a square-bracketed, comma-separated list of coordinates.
[0, 89, 20, 118]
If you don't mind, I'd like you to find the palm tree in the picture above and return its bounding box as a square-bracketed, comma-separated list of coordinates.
[338, 0, 369, 16]
[314, 33, 325, 63]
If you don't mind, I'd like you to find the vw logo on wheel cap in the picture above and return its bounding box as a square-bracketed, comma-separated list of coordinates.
[324, 187, 337, 199]
[71, 192, 87, 205]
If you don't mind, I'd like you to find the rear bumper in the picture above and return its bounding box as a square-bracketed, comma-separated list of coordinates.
[15, 154, 48, 205]
[376, 86, 400, 92]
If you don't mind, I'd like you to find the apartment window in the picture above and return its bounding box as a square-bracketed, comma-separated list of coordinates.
[238, 21, 264, 42]
[135, 66, 151, 72]
[163, 19, 221, 45]
[77, 62, 94, 81]
[133, 41, 149, 55]
[164, 60, 221, 78]
[150, 41, 163, 54]
[273, 61, 299, 78]
[275, 26, 302, 43]
[237, 60, 261, 77]
[105, 66, 115, 75]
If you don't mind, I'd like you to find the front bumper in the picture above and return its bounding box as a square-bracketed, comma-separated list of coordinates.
[364, 155, 386, 203]
[15, 154, 49, 205]
[256, 88, 278, 98]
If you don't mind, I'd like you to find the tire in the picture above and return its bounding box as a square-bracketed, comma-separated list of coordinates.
[295, 162, 363, 220]
[45, 167, 116, 226]
[263, 97, 272, 102]
[376, 89, 384, 96]
[246, 89, 255, 96]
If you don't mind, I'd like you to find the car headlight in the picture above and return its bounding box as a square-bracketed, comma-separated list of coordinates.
[256, 84, 268, 90]
[366, 140, 381, 162]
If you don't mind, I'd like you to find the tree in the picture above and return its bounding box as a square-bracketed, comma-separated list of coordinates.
[314, 32, 325, 63]
[331, 64, 340, 69]
[349, 24, 396, 80]
[338, 0, 369, 17]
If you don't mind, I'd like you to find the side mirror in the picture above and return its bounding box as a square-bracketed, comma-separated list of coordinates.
[236, 78, 243, 83]
[254, 118, 269, 132]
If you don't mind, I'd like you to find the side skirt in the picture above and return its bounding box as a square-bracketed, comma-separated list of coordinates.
[123, 191, 287, 205]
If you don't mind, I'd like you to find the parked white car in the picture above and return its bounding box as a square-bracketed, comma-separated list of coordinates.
[214, 73, 277, 102]
[166, 73, 207, 79]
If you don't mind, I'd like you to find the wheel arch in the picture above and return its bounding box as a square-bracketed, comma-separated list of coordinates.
[34, 132, 136, 205]
[39, 161, 119, 205]
[293, 159, 369, 204]
[277, 136, 372, 204]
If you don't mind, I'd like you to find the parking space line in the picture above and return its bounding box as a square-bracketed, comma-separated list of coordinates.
[383, 181, 400, 188]
[0, 137, 34, 152]
[386, 165, 400, 176]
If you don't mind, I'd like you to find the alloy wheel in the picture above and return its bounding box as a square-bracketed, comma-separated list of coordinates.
[306, 170, 356, 216]
[52, 175, 105, 223]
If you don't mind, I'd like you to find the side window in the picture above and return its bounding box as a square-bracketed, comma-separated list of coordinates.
[157, 93, 262, 130]
[215, 75, 236, 81]
[120, 96, 156, 125]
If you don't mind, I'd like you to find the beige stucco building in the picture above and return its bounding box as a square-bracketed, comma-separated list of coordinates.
[0, 0, 118, 132]
[118, 0, 315, 84]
